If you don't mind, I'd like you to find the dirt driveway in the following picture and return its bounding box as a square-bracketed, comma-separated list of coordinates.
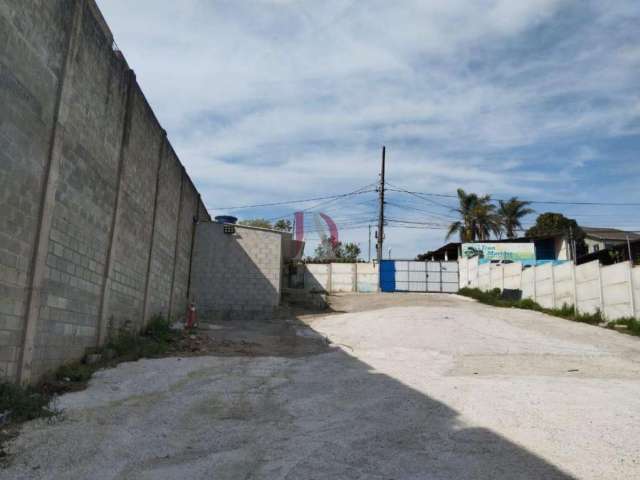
[5, 293, 640, 479]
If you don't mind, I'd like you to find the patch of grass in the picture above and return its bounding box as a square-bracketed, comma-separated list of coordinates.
[607, 317, 640, 336]
[459, 288, 605, 325]
[0, 383, 53, 424]
[1, 315, 182, 432]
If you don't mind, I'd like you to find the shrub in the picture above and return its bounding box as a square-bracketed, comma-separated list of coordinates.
[0, 383, 53, 423]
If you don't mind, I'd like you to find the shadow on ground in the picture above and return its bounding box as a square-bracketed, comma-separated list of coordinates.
[3, 295, 577, 479]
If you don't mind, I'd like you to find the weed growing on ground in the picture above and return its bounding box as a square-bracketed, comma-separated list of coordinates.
[0, 383, 53, 424]
[607, 317, 640, 336]
[0, 315, 182, 430]
[459, 288, 606, 326]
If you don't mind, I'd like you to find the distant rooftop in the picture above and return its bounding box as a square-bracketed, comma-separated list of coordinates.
[582, 227, 640, 242]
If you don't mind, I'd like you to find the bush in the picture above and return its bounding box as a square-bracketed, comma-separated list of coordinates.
[0, 383, 53, 423]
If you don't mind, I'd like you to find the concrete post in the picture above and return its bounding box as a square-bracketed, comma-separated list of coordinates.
[327, 263, 333, 294]
[167, 169, 186, 320]
[95, 70, 137, 347]
[533, 264, 537, 303]
[501, 265, 505, 291]
[571, 262, 579, 315]
[628, 261, 637, 319]
[550, 263, 556, 309]
[141, 133, 167, 326]
[354, 262, 358, 293]
[597, 262, 605, 319]
[18, 0, 86, 384]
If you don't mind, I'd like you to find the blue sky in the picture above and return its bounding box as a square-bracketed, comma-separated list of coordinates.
[96, 0, 640, 258]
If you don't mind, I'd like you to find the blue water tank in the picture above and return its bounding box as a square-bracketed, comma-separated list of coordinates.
[214, 215, 238, 224]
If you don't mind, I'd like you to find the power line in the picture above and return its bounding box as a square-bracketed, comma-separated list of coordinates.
[209, 188, 377, 211]
[386, 186, 640, 207]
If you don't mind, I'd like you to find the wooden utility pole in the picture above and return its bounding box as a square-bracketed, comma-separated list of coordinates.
[376, 146, 386, 264]
[368, 224, 372, 262]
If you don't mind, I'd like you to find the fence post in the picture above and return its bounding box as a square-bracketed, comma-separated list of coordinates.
[550, 264, 556, 309]
[501, 265, 505, 291]
[572, 262, 579, 315]
[18, 0, 86, 384]
[354, 262, 358, 293]
[327, 263, 333, 294]
[597, 262, 605, 319]
[628, 261, 637, 319]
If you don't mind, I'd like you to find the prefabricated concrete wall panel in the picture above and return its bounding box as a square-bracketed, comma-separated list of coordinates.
[0, 1, 73, 380]
[331, 263, 356, 293]
[553, 262, 574, 309]
[489, 266, 502, 290]
[478, 264, 490, 290]
[601, 262, 633, 319]
[576, 261, 601, 315]
[169, 178, 198, 320]
[503, 263, 522, 290]
[468, 257, 479, 289]
[521, 267, 535, 300]
[304, 264, 330, 292]
[30, 4, 130, 379]
[458, 258, 468, 289]
[104, 85, 163, 332]
[191, 223, 283, 319]
[356, 263, 378, 292]
[535, 263, 554, 309]
[145, 146, 182, 321]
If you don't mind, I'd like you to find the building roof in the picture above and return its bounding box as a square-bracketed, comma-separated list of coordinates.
[582, 227, 640, 242]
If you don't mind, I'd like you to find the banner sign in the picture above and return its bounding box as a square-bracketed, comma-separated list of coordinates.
[462, 242, 535, 264]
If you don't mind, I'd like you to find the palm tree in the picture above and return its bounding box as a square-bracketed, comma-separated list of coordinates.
[446, 189, 501, 242]
[497, 197, 534, 239]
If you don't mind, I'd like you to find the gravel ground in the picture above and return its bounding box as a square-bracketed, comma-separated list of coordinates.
[4, 293, 640, 479]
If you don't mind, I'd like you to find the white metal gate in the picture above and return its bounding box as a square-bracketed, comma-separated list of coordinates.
[380, 260, 459, 293]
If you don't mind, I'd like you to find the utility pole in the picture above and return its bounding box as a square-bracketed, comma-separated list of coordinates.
[376, 146, 386, 264]
[627, 234, 633, 263]
[368, 224, 372, 262]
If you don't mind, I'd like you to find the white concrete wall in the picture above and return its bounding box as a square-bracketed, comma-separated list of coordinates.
[302, 262, 379, 293]
[460, 257, 640, 321]
[553, 262, 574, 309]
[356, 263, 379, 293]
[575, 261, 601, 315]
[304, 264, 331, 292]
[331, 263, 356, 293]
[601, 262, 634, 320]
[503, 263, 522, 290]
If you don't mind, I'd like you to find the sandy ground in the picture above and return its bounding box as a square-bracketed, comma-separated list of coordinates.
[4, 293, 640, 479]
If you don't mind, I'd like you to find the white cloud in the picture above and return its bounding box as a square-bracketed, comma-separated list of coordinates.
[96, 0, 640, 257]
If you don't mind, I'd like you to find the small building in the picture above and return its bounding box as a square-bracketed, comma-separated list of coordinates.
[190, 222, 299, 320]
[582, 227, 640, 254]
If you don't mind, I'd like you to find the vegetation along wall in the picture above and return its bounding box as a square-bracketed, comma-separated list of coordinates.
[0, 0, 209, 383]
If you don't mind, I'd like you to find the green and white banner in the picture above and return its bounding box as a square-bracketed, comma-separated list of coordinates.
[462, 243, 536, 264]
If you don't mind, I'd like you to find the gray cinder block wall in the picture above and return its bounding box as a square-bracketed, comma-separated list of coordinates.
[0, 0, 209, 383]
[190, 223, 291, 320]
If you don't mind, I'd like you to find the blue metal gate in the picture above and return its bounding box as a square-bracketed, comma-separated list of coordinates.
[380, 260, 459, 293]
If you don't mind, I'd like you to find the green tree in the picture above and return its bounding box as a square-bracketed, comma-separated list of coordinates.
[525, 212, 587, 257]
[343, 242, 361, 261]
[446, 189, 501, 242]
[274, 219, 292, 232]
[497, 197, 534, 239]
[238, 218, 273, 229]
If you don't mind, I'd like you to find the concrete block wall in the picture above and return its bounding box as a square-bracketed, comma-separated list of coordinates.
[459, 257, 640, 322]
[190, 223, 287, 320]
[0, 0, 209, 383]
